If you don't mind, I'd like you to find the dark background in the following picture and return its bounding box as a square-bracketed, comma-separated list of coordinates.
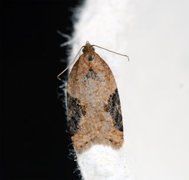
[2, 0, 83, 179]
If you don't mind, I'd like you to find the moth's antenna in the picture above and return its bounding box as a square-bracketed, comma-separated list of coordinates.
[92, 44, 130, 61]
[57, 46, 84, 80]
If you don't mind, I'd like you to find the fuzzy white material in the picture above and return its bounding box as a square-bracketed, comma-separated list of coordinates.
[68, 0, 132, 179]
[66, 0, 189, 180]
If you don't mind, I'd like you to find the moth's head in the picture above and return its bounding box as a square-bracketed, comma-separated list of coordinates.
[82, 41, 95, 62]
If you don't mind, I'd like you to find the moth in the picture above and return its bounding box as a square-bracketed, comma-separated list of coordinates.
[58, 42, 129, 153]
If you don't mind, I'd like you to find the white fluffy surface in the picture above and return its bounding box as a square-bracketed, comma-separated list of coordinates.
[68, 0, 189, 180]
[69, 0, 132, 180]
[77, 145, 130, 180]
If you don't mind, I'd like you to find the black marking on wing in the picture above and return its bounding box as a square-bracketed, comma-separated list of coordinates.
[84, 68, 100, 81]
[67, 93, 86, 135]
[104, 89, 123, 131]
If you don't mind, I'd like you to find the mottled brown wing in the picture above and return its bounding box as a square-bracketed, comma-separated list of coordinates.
[66, 49, 123, 152]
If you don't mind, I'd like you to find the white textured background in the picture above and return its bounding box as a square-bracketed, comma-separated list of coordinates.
[125, 0, 189, 180]
[70, 0, 189, 179]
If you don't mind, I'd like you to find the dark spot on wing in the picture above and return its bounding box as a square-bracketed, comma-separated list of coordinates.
[84, 68, 101, 81]
[104, 89, 123, 131]
[67, 93, 86, 135]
